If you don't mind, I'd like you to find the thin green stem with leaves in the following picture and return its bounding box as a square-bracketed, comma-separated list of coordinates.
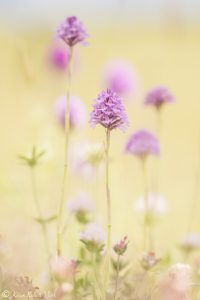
[57, 47, 73, 256]
[30, 168, 51, 264]
[113, 255, 120, 300]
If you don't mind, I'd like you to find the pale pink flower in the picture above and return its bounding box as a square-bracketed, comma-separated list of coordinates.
[50, 256, 77, 281]
[104, 60, 136, 97]
[54, 95, 86, 130]
[140, 251, 161, 271]
[48, 42, 69, 71]
[168, 264, 191, 292]
[159, 264, 191, 300]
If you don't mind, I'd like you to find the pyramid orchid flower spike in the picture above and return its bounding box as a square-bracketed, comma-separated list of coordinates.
[90, 89, 128, 131]
[144, 86, 174, 110]
[56, 16, 88, 47]
[90, 89, 128, 284]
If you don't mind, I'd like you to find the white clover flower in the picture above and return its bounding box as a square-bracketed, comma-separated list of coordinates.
[67, 192, 94, 214]
[67, 192, 95, 224]
[80, 222, 105, 252]
[180, 233, 200, 251]
[134, 192, 168, 216]
[70, 142, 104, 180]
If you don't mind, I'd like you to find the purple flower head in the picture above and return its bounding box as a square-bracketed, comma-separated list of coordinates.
[56, 16, 88, 47]
[125, 129, 160, 158]
[55, 95, 86, 130]
[104, 60, 136, 97]
[49, 44, 69, 70]
[90, 89, 128, 131]
[144, 86, 174, 109]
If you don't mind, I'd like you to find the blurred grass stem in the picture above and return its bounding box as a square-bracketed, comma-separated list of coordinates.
[57, 47, 73, 256]
[141, 158, 153, 251]
[30, 168, 51, 264]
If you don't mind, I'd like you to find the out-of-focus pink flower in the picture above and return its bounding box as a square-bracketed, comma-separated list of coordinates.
[140, 252, 161, 271]
[104, 60, 136, 97]
[134, 193, 168, 217]
[168, 264, 191, 291]
[80, 222, 105, 252]
[158, 264, 191, 300]
[56, 16, 88, 47]
[48, 43, 69, 71]
[144, 86, 174, 109]
[125, 129, 159, 158]
[54, 95, 86, 130]
[113, 236, 129, 256]
[55, 282, 74, 299]
[50, 256, 77, 281]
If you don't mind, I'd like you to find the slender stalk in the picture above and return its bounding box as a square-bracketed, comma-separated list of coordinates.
[30, 168, 51, 262]
[92, 252, 104, 300]
[56, 47, 73, 256]
[187, 139, 200, 234]
[92, 252, 97, 300]
[94, 164, 99, 218]
[113, 255, 120, 300]
[105, 129, 111, 286]
[62, 213, 72, 236]
[141, 158, 153, 251]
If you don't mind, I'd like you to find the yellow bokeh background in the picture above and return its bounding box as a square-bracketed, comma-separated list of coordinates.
[0, 23, 200, 279]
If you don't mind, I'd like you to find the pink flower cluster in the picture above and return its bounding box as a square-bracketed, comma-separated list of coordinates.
[56, 16, 88, 47]
[90, 89, 128, 131]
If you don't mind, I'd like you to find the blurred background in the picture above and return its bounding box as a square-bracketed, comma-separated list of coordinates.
[0, 0, 200, 281]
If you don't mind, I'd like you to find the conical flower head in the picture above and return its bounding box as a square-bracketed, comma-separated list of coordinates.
[90, 89, 128, 131]
[56, 16, 88, 47]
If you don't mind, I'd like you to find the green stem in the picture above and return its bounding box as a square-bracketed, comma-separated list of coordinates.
[113, 255, 120, 300]
[30, 168, 51, 263]
[92, 253, 97, 300]
[187, 141, 200, 234]
[141, 158, 153, 251]
[56, 47, 73, 256]
[105, 129, 111, 287]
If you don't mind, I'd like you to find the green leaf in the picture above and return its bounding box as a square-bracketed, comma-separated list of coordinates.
[33, 215, 57, 224]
